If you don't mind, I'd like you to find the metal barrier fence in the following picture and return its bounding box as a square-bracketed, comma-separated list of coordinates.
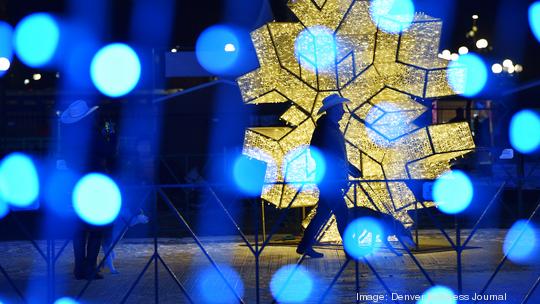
[0, 178, 539, 303]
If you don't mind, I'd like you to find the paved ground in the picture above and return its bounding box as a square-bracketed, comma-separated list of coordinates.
[0, 229, 539, 304]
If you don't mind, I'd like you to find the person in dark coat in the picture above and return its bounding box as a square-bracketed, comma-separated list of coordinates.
[60, 100, 116, 280]
[296, 94, 362, 258]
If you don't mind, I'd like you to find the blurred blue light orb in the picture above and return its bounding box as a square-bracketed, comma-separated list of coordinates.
[196, 25, 241, 75]
[0, 198, 9, 220]
[14, 13, 60, 67]
[343, 217, 383, 259]
[294, 25, 337, 73]
[233, 155, 267, 197]
[73, 173, 121, 226]
[503, 220, 537, 264]
[530, 2, 540, 43]
[447, 53, 488, 97]
[370, 0, 415, 34]
[432, 170, 473, 214]
[0, 153, 40, 208]
[417, 285, 456, 304]
[90, 43, 141, 97]
[196, 264, 244, 303]
[54, 297, 78, 304]
[509, 110, 540, 154]
[0, 21, 13, 76]
[270, 264, 314, 303]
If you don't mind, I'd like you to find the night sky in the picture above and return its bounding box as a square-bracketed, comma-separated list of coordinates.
[1, 0, 539, 87]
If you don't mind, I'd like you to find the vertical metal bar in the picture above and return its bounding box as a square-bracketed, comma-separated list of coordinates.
[261, 201, 266, 241]
[456, 215, 462, 295]
[353, 183, 360, 304]
[414, 200, 419, 250]
[47, 238, 52, 304]
[51, 238, 56, 302]
[255, 199, 260, 304]
[153, 188, 159, 304]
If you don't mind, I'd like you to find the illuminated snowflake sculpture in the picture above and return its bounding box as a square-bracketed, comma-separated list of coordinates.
[237, 0, 475, 242]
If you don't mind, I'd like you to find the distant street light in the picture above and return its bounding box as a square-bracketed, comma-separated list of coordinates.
[476, 39, 488, 49]
[492, 63, 503, 74]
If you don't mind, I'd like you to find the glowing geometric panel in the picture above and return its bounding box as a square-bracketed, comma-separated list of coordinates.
[237, 0, 475, 238]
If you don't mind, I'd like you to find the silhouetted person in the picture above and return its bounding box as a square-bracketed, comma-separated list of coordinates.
[297, 94, 361, 258]
[60, 100, 116, 280]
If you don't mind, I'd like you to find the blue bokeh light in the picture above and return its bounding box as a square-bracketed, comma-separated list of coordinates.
[233, 155, 267, 197]
[530, 2, 540, 43]
[0, 198, 9, 220]
[54, 297, 79, 304]
[196, 25, 242, 75]
[370, 0, 416, 34]
[196, 264, 244, 303]
[294, 25, 337, 73]
[73, 173, 122, 226]
[343, 217, 383, 259]
[0, 21, 13, 76]
[503, 220, 537, 264]
[447, 53, 488, 97]
[432, 170, 473, 214]
[0, 153, 40, 208]
[283, 145, 326, 188]
[509, 110, 540, 154]
[90, 43, 141, 97]
[417, 285, 456, 304]
[270, 264, 314, 303]
[14, 13, 60, 68]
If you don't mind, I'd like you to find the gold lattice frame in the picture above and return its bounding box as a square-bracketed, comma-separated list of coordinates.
[236, 0, 475, 242]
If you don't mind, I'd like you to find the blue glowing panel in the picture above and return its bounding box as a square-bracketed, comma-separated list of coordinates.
[370, 0, 416, 34]
[432, 170, 473, 214]
[343, 217, 383, 259]
[417, 285, 456, 304]
[233, 155, 267, 197]
[14, 13, 60, 68]
[503, 220, 537, 264]
[73, 173, 121, 226]
[90, 43, 141, 97]
[0, 198, 9, 219]
[0, 153, 40, 208]
[270, 264, 314, 303]
[510, 110, 540, 154]
[447, 53, 488, 97]
[366, 101, 410, 144]
[196, 25, 241, 75]
[54, 297, 79, 304]
[0, 21, 13, 76]
[282, 145, 326, 187]
[530, 2, 540, 43]
[195, 264, 244, 303]
[294, 25, 337, 73]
